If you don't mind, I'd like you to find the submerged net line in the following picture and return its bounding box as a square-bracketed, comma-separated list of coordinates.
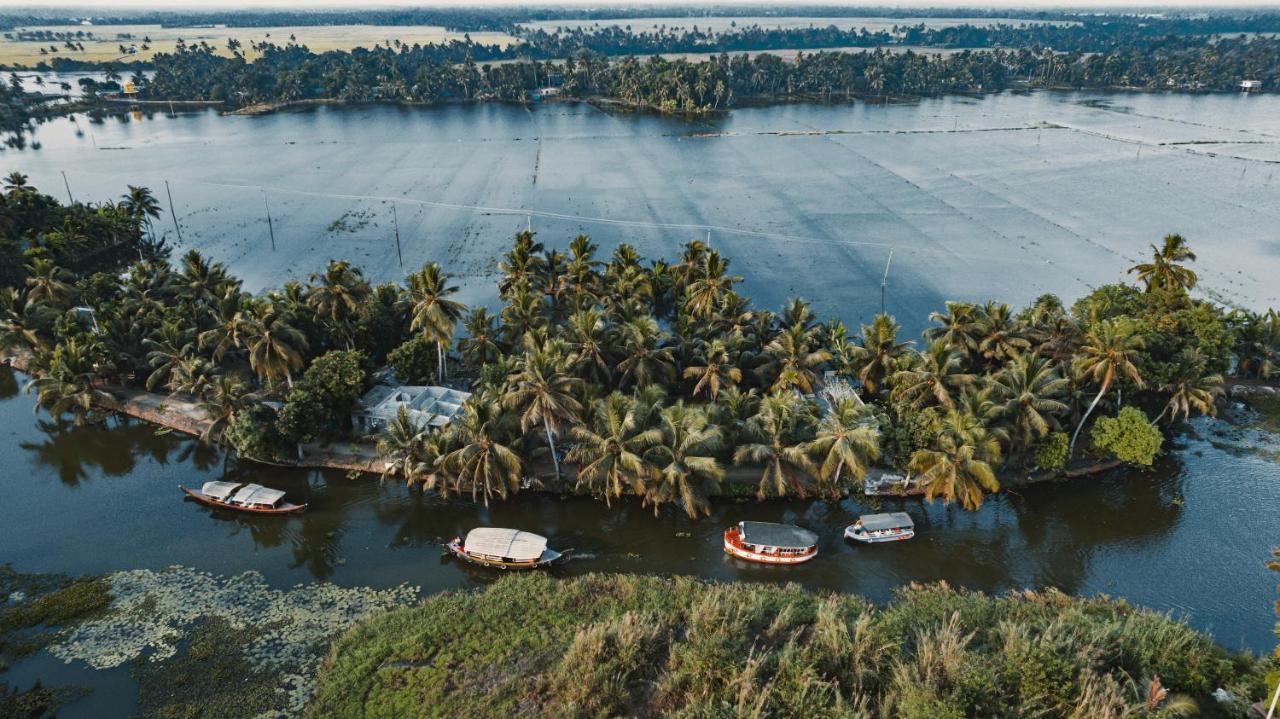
[61, 166, 1097, 275]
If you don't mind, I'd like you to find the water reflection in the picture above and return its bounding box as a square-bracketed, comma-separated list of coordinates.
[19, 416, 219, 485]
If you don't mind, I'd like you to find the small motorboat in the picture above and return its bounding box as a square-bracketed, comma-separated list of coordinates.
[445, 528, 566, 569]
[845, 512, 914, 543]
[181, 480, 307, 515]
[723, 521, 818, 565]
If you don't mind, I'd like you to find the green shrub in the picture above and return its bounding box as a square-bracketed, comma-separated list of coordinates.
[387, 337, 439, 385]
[1091, 406, 1163, 466]
[1033, 432, 1068, 470]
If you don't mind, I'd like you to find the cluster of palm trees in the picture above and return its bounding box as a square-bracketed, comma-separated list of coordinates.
[2, 185, 1261, 517]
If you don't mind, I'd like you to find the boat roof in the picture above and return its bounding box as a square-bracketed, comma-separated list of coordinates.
[464, 528, 548, 561]
[201, 480, 241, 501]
[229, 483, 286, 507]
[859, 512, 914, 531]
[739, 521, 818, 549]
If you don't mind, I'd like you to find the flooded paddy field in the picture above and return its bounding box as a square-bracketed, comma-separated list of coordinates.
[7, 90, 1280, 336]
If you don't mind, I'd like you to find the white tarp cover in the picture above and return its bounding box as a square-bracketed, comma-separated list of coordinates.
[229, 483, 286, 507]
[201, 481, 242, 501]
[464, 528, 548, 561]
[859, 512, 914, 531]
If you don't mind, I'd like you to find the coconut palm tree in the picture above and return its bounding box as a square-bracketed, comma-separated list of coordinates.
[976, 301, 1031, 365]
[457, 307, 503, 370]
[178, 250, 233, 306]
[889, 340, 975, 410]
[908, 408, 1002, 510]
[142, 321, 196, 392]
[992, 354, 1069, 452]
[853, 314, 912, 396]
[307, 260, 371, 348]
[808, 397, 881, 498]
[441, 396, 523, 505]
[198, 287, 247, 363]
[734, 393, 818, 499]
[615, 316, 675, 389]
[24, 259, 75, 307]
[644, 402, 724, 518]
[407, 262, 466, 384]
[1128, 234, 1198, 294]
[503, 347, 582, 478]
[122, 185, 162, 239]
[1069, 319, 1145, 455]
[198, 373, 254, 444]
[925, 301, 982, 357]
[4, 171, 30, 193]
[683, 339, 741, 401]
[567, 393, 660, 505]
[377, 405, 448, 490]
[25, 338, 114, 426]
[238, 304, 308, 389]
[684, 250, 742, 318]
[560, 307, 613, 386]
[1155, 355, 1223, 424]
[760, 323, 831, 395]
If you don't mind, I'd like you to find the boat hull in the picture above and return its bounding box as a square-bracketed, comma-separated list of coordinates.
[844, 526, 914, 543]
[445, 540, 563, 570]
[723, 530, 817, 565]
[180, 486, 307, 515]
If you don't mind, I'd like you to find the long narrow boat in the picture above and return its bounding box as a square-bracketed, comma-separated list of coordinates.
[445, 528, 565, 569]
[845, 512, 915, 544]
[180, 480, 307, 515]
[723, 521, 818, 565]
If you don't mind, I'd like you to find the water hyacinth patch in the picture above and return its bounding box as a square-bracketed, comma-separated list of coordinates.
[50, 566, 418, 717]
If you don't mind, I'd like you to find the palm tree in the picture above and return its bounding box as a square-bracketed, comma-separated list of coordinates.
[198, 373, 254, 444]
[407, 262, 466, 384]
[683, 250, 741, 318]
[121, 185, 162, 238]
[992, 354, 1069, 452]
[976, 301, 1030, 365]
[683, 339, 741, 401]
[615, 316, 675, 389]
[889, 340, 974, 410]
[1155, 355, 1223, 424]
[307, 260, 370, 348]
[1069, 319, 1145, 455]
[25, 339, 113, 426]
[854, 314, 912, 396]
[567, 393, 660, 505]
[142, 321, 196, 392]
[644, 402, 724, 518]
[760, 323, 831, 394]
[4, 171, 30, 193]
[808, 397, 881, 498]
[24, 259, 75, 307]
[457, 307, 503, 370]
[560, 308, 613, 386]
[908, 409, 1002, 510]
[238, 304, 308, 389]
[441, 397, 523, 505]
[198, 287, 247, 363]
[925, 301, 982, 357]
[734, 393, 817, 499]
[178, 250, 232, 306]
[377, 405, 446, 489]
[503, 348, 582, 478]
[1128, 233, 1198, 293]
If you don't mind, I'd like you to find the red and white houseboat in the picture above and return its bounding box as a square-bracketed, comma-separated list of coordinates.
[723, 521, 818, 565]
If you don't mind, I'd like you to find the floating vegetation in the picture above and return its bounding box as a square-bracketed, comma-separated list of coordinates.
[325, 209, 375, 234]
[0, 565, 110, 666]
[50, 566, 418, 717]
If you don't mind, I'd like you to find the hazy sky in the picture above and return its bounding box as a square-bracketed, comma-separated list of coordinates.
[4, 0, 1280, 9]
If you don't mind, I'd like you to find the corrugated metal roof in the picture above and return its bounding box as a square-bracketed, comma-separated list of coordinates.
[859, 512, 914, 531]
[201, 480, 241, 501]
[229, 483, 286, 507]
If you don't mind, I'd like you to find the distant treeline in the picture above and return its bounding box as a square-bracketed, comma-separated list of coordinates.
[135, 35, 1279, 114]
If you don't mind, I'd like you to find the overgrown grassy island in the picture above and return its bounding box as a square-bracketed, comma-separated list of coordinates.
[308, 573, 1267, 718]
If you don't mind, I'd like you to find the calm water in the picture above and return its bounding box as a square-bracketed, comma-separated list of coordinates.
[6, 91, 1280, 338]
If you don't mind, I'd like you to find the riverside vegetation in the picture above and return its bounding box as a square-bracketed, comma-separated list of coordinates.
[1, 176, 1275, 518]
[306, 572, 1272, 719]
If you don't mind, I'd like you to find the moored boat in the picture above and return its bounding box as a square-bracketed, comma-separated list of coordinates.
[445, 527, 565, 569]
[845, 512, 915, 543]
[180, 480, 307, 515]
[723, 521, 818, 564]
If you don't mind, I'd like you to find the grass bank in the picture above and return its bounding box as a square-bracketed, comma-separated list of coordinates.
[307, 573, 1269, 719]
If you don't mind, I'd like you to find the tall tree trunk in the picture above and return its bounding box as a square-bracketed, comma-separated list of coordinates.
[1069, 380, 1110, 457]
[544, 417, 561, 478]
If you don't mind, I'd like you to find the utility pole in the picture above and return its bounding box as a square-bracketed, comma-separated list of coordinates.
[880, 249, 893, 316]
[164, 180, 182, 242]
[61, 170, 74, 204]
[391, 202, 403, 267]
[262, 190, 276, 252]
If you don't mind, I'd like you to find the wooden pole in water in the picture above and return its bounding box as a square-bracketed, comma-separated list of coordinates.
[61, 170, 74, 204]
[880, 249, 893, 315]
[262, 190, 277, 252]
[391, 202, 403, 267]
[164, 180, 183, 242]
